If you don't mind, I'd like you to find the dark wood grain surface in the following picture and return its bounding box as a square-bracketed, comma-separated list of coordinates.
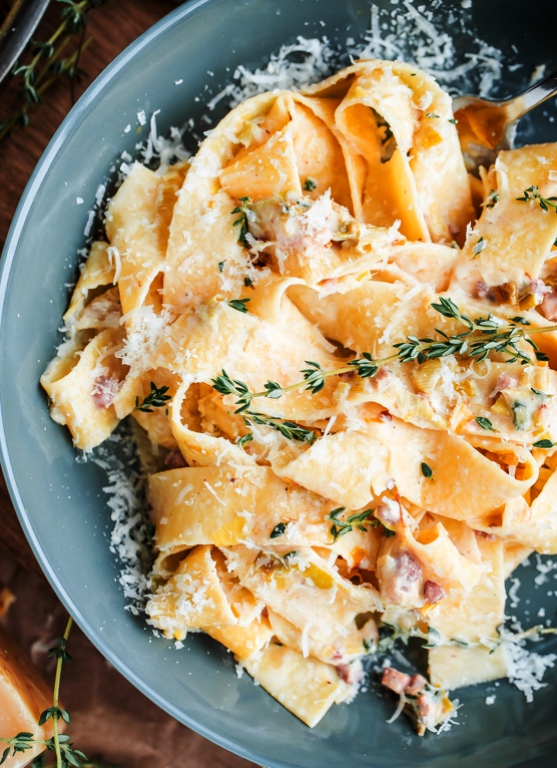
[0, 2, 255, 765]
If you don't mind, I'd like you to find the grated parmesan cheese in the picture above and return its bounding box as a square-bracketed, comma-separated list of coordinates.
[503, 639, 557, 703]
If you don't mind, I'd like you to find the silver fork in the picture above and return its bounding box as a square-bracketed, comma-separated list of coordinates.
[453, 68, 557, 175]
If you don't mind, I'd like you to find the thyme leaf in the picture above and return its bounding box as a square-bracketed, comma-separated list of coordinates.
[38, 707, 70, 726]
[472, 235, 486, 257]
[236, 433, 253, 448]
[421, 462, 433, 479]
[47, 636, 72, 665]
[475, 416, 496, 431]
[227, 298, 251, 313]
[511, 400, 527, 430]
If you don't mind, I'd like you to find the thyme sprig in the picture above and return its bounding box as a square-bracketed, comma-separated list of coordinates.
[244, 411, 316, 444]
[211, 298, 557, 442]
[516, 185, 557, 213]
[1, 618, 81, 767]
[396, 296, 556, 365]
[0, 1, 109, 143]
[212, 354, 379, 413]
[231, 196, 252, 247]
[326, 507, 395, 540]
[211, 371, 316, 443]
[134, 382, 171, 413]
[326, 507, 375, 540]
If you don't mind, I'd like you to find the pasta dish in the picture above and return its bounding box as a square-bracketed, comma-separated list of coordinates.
[41, 60, 557, 734]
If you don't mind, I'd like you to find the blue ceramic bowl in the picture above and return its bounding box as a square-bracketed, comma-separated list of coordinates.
[2, 1, 557, 766]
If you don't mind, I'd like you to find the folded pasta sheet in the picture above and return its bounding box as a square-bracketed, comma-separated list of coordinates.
[42, 59, 557, 734]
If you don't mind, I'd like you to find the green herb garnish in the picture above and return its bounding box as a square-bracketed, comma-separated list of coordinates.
[533, 439, 556, 449]
[516, 185, 557, 213]
[134, 382, 171, 413]
[473, 236, 486, 257]
[326, 508, 375, 541]
[236, 433, 253, 447]
[421, 462, 433, 479]
[270, 522, 288, 538]
[245, 412, 316, 444]
[303, 177, 317, 191]
[475, 416, 496, 431]
[211, 298, 557, 442]
[227, 298, 251, 313]
[370, 521, 396, 537]
[213, 370, 317, 443]
[485, 189, 500, 208]
[511, 400, 527, 430]
[231, 196, 252, 246]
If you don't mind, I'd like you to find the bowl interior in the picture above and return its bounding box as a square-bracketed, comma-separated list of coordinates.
[1, 1, 557, 766]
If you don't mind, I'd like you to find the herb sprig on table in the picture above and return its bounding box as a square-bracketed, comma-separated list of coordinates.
[0, 617, 121, 768]
[0, 1, 111, 144]
[211, 297, 557, 442]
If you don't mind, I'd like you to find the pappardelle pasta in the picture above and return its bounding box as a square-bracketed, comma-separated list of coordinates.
[41, 60, 557, 734]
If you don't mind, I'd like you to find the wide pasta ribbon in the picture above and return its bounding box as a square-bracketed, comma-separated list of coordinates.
[304, 60, 474, 243]
[273, 416, 537, 519]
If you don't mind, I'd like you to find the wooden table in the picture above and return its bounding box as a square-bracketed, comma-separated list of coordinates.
[0, 2, 255, 765]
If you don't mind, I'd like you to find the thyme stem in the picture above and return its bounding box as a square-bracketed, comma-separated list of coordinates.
[245, 355, 400, 401]
[52, 617, 72, 768]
